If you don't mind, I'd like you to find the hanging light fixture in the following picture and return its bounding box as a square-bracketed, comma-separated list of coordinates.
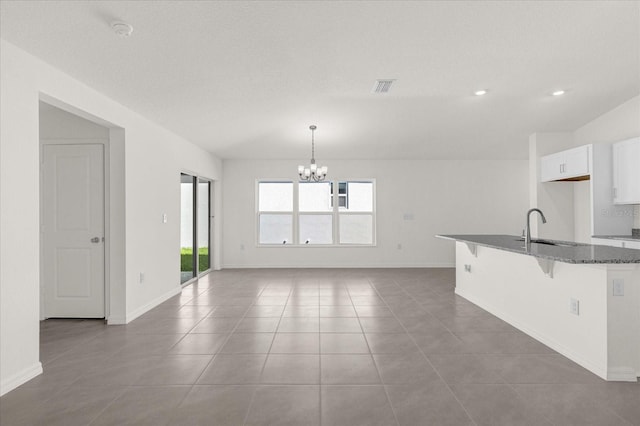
[298, 125, 328, 181]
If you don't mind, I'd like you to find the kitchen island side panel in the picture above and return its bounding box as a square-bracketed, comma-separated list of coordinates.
[454, 242, 611, 379]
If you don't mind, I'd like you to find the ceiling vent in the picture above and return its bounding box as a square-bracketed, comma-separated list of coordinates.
[372, 79, 395, 94]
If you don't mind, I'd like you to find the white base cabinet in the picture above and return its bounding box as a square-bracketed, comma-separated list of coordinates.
[592, 238, 640, 250]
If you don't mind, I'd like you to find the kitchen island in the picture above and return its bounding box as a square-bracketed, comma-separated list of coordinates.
[437, 234, 640, 381]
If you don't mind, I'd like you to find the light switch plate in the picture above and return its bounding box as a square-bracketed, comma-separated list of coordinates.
[569, 298, 579, 315]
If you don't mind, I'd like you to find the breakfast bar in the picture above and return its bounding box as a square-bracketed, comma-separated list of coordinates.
[437, 234, 640, 381]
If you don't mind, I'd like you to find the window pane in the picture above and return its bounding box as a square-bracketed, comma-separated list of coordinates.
[180, 174, 195, 283]
[299, 182, 332, 212]
[299, 214, 333, 244]
[197, 179, 210, 273]
[340, 182, 373, 212]
[259, 214, 292, 244]
[259, 182, 293, 211]
[339, 214, 373, 244]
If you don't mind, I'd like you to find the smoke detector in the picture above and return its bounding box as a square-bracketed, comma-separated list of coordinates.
[111, 21, 134, 37]
[372, 79, 395, 94]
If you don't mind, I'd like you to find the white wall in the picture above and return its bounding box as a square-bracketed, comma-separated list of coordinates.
[573, 96, 640, 239]
[528, 132, 576, 241]
[222, 159, 528, 268]
[0, 40, 222, 395]
[40, 103, 110, 139]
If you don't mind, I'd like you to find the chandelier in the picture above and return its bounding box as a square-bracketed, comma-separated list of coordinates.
[298, 125, 328, 181]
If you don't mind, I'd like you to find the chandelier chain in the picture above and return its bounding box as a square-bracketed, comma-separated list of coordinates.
[311, 127, 315, 161]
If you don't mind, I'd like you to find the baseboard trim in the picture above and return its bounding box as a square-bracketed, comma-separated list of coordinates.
[1, 362, 43, 396]
[125, 286, 182, 323]
[106, 315, 126, 325]
[606, 367, 639, 382]
[220, 263, 456, 269]
[455, 287, 610, 381]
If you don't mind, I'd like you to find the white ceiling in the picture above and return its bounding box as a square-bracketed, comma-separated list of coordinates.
[1, 1, 638, 160]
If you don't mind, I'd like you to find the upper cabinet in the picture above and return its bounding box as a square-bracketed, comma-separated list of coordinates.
[540, 145, 590, 182]
[613, 137, 640, 205]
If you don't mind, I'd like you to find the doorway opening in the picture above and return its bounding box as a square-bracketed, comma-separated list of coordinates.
[39, 99, 125, 325]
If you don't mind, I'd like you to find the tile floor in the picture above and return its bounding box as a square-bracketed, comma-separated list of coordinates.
[1, 268, 638, 425]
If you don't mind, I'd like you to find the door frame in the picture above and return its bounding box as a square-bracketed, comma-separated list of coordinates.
[39, 138, 110, 320]
[180, 171, 215, 286]
[197, 176, 213, 279]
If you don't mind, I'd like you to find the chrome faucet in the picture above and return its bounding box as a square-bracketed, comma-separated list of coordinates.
[525, 208, 547, 245]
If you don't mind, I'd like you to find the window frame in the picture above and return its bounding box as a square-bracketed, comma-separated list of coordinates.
[256, 178, 376, 247]
[255, 180, 295, 245]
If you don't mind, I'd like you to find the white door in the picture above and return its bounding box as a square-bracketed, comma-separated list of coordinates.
[43, 144, 105, 318]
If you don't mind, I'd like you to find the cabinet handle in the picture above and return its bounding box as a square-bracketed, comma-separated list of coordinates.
[613, 187, 617, 199]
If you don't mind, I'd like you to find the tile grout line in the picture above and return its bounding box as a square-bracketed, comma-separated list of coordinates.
[85, 385, 132, 426]
[349, 283, 401, 426]
[242, 277, 293, 426]
[175, 277, 250, 414]
[367, 275, 479, 426]
[186, 276, 265, 418]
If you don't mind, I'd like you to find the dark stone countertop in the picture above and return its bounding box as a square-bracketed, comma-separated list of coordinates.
[592, 235, 640, 242]
[436, 234, 640, 264]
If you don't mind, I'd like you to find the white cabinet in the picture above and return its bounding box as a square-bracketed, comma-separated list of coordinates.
[591, 238, 624, 248]
[540, 145, 590, 182]
[613, 137, 640, 205]
[591, 238, 640, 249]
[623, 240, 640, 250]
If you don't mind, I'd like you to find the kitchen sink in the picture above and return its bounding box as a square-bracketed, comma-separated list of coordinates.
[532, 239, 579, 248]
[514, 237, 580, 248]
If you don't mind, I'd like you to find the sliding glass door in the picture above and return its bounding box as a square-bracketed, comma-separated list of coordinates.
[180, 174, 196, 284]
[180, 173, 212, 284]
[197, 179, 210, 273]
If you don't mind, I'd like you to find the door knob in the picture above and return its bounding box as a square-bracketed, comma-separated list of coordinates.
[91, 237, 100, 243]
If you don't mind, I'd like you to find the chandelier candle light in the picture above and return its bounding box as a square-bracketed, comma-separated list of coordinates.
[298, 125, 328, 181]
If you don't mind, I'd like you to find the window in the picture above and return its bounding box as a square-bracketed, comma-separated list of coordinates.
[257, 180, 375, 246]
[299, 182, 333, 244]
[338, 181, 374, 244]
[258, 182, 293, 244]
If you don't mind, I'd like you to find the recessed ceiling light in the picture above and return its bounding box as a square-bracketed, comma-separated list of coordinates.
[474, 90, 487, 96]
[552, 90, 565, 96]
[111, 21, 134, 37]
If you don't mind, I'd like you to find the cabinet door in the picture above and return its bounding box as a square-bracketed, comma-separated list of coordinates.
[563, 146, 590, 178]
[623, 241, 640, 250]
[540, 152, 564, 182]
[613, 138, 640, 204]
[591, 238, 624, 248]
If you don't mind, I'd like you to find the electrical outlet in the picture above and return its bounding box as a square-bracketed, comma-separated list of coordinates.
[397, 243, 402, 250]
[162, 213, 168, 223]
[569, 298, 579, 315]
[464, 264, 471, 273]
[139, 272, 145, 284]
[613, 279, 624, 296]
